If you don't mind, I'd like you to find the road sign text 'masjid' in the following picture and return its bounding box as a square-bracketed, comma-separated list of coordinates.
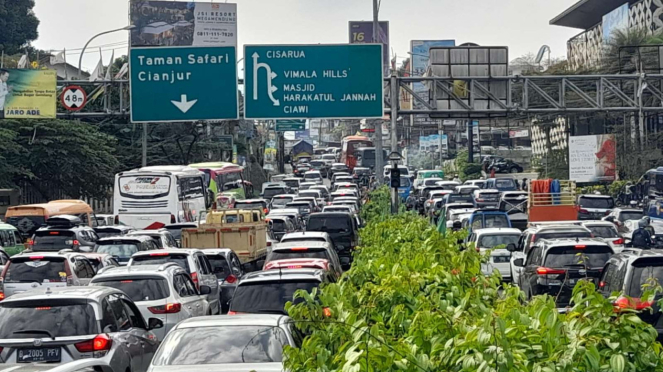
[244, 44, 383, 119]
[130, 46, 238, 123]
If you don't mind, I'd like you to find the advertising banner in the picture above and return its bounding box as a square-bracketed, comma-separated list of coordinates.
[119, 176, 171, 196]
[569, 134, 617, 183]
[410, 40, 455, 109]
[1, 69, 57, 119]
[349, 21, 389, 76]
[602, 3, 629, 44]
[130, 1, 237, 47]
[509, 129, 529, 138]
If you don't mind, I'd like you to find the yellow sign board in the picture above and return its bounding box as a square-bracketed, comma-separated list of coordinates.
[1, 69, 57, 119]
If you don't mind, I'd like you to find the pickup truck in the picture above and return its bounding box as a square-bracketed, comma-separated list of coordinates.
[181, 209, 268, 271]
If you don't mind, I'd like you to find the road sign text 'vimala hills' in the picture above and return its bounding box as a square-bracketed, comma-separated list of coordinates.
[130, 46, 238, 123]
[244, 44, 383, 119]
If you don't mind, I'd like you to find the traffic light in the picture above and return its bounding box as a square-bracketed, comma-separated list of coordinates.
[390, 167, 400, 188]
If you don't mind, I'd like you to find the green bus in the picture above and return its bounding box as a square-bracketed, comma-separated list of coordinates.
[0, 223, 25, 256]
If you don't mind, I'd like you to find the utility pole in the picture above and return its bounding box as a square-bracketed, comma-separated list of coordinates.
[142, 123, 148, 167]
[390, 71, 398, 153]
[373, 0, 384, 182]
[278, 132, 285, 174]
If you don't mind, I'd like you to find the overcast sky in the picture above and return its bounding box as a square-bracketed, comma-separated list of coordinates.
[33, 0, 581, 73]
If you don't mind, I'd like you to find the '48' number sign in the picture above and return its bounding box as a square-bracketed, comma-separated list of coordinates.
[60, 85, 88, 111]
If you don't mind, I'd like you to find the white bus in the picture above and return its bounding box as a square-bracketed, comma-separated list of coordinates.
[114, 166, 209, 230]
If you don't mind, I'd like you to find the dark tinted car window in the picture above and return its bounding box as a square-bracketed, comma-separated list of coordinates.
[587, 226, 619, 239]
[235, 201, 267, 210]
[152, 326, 287, 365]
[619, 212, 643, 222]
[544, 246, 612, 268]
[579, 197, 615, 209]
[284, 180, 300, 188]
[477, 234, 520, 248]
[267, 249, 328, 261]
[207, 255, 231, 280]
[96, 230, 126, 239]
[230, 280, 321, 314]
[93, 278, 170, 302]
[307, 216, 352, 233]
[131, 254, 191, 272]
[264, 188, 287, 199]
[95, 242, 139, 260]
[0, 302, 96, 338]
[32, 231, 75, 250]
[495, 179, 517, 190]
[629, 264, 663, 297]
[5, 257, 66, 283]
[448, 194, 474, 204]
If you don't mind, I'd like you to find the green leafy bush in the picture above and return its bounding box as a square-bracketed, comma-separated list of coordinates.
[283, 189, 663, 372]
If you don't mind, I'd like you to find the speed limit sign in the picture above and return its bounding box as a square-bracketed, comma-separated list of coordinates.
[61, 86, 87, 111]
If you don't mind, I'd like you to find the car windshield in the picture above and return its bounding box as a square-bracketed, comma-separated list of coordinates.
[0, 302, 97, 339]
[5, 257, 66, 283]
[264, 188, 286, 199]
[629, 264, 663, 297]
[587, 226, 619, 238]
[284, 180, 299, 188]
[95, 243, 139, 259]
[272, 198, 293, 207]
[287, 204, 311, 214]
[478, 234, 520, 248]
[235, 202, 266, 210]
[32, 231, 75, 250]
[307, 216, 351, 233]
[304, 173, 321, 180]
[495, 179, 516, 190]
[131, 254, 191, 272]
[619, 211, 644, 222]
[165, 227, 191, 241]
[483, 214, 510, 228]
[544, 246, 612, 268]
[268, 248, 328, 261]
[448, 194, 474, 204]
[93, 278, 170, 302]
[151, 326, 288, 365]
[230, 280, 321, 314]
[400, 178, 411, 187]
[207, 255, 231, 280]
[579, 197, 615, 209]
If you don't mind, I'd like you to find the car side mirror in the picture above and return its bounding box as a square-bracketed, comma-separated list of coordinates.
[513, 258, 524, 267]
[199, 285, 212, 295]
[506, 243, 517, 252]
[148, 318, 164, 330]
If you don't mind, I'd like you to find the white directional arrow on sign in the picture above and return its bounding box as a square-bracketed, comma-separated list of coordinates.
[171, 94, 198, 113]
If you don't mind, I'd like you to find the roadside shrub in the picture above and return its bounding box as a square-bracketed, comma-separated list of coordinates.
[283, 188, 663, 372]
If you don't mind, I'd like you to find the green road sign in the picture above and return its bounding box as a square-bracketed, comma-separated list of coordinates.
[244, 44, 383, 119]
[130, 46, 238, 123]
[276, 119, 306, 131]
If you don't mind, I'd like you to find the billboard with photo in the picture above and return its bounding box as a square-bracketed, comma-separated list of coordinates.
[1, 69, 57, 119]
[410, 40, 455, 109]
[349, 21, 389, 76]
[130, 1, 237, 47]
[569, 134, 617, 183]
[602, 3, 629, 44]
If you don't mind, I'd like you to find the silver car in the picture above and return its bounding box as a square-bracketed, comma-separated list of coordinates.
[1, 252, 96, 300]
[126, 229, 179, 249]
[0, 286, 161, 372]
[128, 249, 221, 314]
[90, 264, 212, 341]
[148, 314, 298, 372]
[203, 249, 245, 313]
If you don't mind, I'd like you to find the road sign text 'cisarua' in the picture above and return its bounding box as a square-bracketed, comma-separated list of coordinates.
[244, 44, 383, 119]
[130, 46, 238, 123]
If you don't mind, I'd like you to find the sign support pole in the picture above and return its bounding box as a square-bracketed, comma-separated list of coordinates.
[278, 132, 285, 174]
[373, 0, 384, 184]
[390, 71, 398, 152]
[142, 123, 148, 167]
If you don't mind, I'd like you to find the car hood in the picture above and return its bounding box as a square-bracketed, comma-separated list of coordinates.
[8, 359, 113, 372]
[149, 363, 284, 372]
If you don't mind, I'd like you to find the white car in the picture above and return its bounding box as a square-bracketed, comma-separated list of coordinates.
[147, 315, 297, 372]
[467, 228, 522, 281]
[303, 170, 324, 185]
[280, 231, 334, 245]
[90, 264, 211, 341]
[581, 221, 625, 253]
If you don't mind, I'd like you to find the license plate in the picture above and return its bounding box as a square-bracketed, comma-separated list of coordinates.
[567, 279, 577, 286]
[18, 348, 61, 363]
[492, 256, 510, 263]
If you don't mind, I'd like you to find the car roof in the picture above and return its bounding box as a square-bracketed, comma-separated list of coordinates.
[264, 185, 288, 190]
[581, 221, 616, 227]
[308, 212, 352, 218]
[92, 264, 184, 278]
[241, 268, 326, 283]
[304, 170, 322, 174]
[164, 223, 198, 228]
[273, 241, 330, 250]
[272, 194, 297, 198]
[579, 194, 612, 198]
[97, 235, 154, 243]
[446, 203, 475, 208]
[201, 248, 233, 255]
[269, 208, 300, 215]
[95, 225, 134, 231]
[177, 314, 289, 329]
[13, 251, 80, 260]
[1, 286, 121, 303]
[528, 225, 591, 232]
[282, 232, 329, 239]
[237, 199, 268, 203]
[127, 230, 167, 236]
[538, 237, 611, 248]
[132, 248, 200, 256]
[475, 228, 522, 235]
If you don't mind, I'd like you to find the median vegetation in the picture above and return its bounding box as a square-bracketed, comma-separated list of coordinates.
[284, 187, 663, 372]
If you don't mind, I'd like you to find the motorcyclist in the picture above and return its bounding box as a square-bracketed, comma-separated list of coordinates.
[405, 193, 417, 211]
[631, 217, 653, 249]
[452, 174, 461, 183]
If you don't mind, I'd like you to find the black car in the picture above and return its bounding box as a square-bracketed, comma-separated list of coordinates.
[31, 215, 99, 252]
[309, 160, 329, 178]
[599, 250, 663, 339]
[305, 212, 358, 269]
[94, 225, 136, 239]
[489, 157, 524, 174]
[329, 163, 350, 178]
[513, 238, 613, 307]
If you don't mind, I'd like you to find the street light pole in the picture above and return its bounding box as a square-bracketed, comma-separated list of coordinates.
[372, 0, 384, 183]
[78, 25, 135, 79]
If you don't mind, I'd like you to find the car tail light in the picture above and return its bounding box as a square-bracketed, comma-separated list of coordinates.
[263, 208, 269, 214]
[114, 215, 119, 225]
[599, 281, 606, 288]
[148, 303, 181, 314]
[579, 209, 589, 214]
[27, 239, 34, 246]
[613, 238, 625, 245]
[0, 292, 4, 301]
[170, 214, 176, 223]
[49, 232, 59, 235]
[75, 334, 112, 353]
[536, 267, 566, 275]
[29, 256, 45, 260]
[191, 272, 200, 290]
[575, 245, 586, 249]
[291, 247, 308, 251]
[228, 311, 237, 315]
[266, 241, 272, 247]
[614, 296, 654, 310]
[225, 274, 237, 284]
[150, 252, 170, 256]
[73, 240, 80, 246]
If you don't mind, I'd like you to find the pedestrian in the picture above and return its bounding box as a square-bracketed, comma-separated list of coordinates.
[522, 178, 528, 191]
[489, 166, 496, 179]
[631, 217, 653, 249]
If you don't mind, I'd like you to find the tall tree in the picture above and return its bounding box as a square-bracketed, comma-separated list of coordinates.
[0, 0, 39, 55]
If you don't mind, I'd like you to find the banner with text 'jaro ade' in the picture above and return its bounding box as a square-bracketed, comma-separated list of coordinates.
[1, 69, 57, 119]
